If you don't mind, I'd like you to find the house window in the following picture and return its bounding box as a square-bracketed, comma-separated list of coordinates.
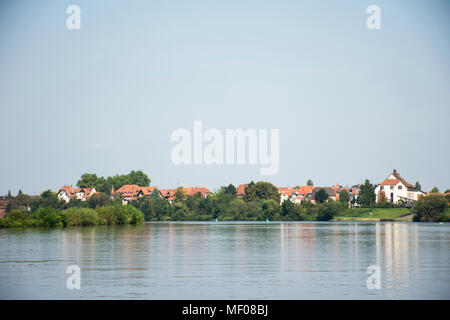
[398, 186, 402, 190]
[380, 186, 384, 190]
[390, 186, 394, 190]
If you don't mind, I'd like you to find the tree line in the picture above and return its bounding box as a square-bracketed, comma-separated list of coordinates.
[1, 173, 449, 227]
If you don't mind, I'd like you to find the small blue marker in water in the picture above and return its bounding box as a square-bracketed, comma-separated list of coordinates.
[215, 218, 218, 222]
[266, 218, 269, 223]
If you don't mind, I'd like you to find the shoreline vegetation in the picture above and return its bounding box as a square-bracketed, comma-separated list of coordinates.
[1, 173, 449, 228]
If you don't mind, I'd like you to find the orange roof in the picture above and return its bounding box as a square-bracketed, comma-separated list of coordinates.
[236, 184, 247, 195]
[114, 185, 158, 198]
[58, 185, 95, 199]
[296, 186, 314, 195]
[182, 187, 212, 196]
[380, 179, 400, 186]
[392, 172, 414, 188]
[139, 186, 157, 196]
[159, 187, 211, 201]
[159, 189, 177, 201]
[278, 186, 314, 196]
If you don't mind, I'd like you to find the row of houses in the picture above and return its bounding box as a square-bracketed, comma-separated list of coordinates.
[235, 170, 425, 205]
[236, 184, 360, 205]
[57, 185, 213, 204]
[54, 169, 428, 206]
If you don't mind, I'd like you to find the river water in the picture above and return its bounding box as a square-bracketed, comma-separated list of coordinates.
[0, 222, 448, 299]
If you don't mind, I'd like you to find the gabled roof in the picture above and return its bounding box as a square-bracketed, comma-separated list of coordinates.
[183, 187, 212, 196]
[58, 185, 95, 199]
[114, 185, 158, 198]
[139, 186, 157, 196]
[392, 171, 414, 188]
[380, 179, 400, 186]
[380, 170, 415, 189]
[278, 186, 314, 196]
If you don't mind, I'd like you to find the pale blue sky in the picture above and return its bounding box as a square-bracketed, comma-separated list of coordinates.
[0, 0, 449, 195]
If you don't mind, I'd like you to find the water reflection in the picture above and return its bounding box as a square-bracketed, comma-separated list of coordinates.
[0, 222, 448, 299]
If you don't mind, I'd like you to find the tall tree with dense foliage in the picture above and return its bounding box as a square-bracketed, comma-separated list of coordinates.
[357, 179, 376, 206]
[314, 189, 329, 203]
[174, 187, 186, 202]
[243, 181, 280, 203]
[77, 171, 151, 193]
[339, 189, 349, 203]
[430, 187, 439, 193]
[415, 181, 422, 192]
[223, 184, 237, 196]
[307, 179, 314, 186]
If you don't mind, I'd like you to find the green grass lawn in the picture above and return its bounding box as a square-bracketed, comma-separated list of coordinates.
[334, 207, 412, 221]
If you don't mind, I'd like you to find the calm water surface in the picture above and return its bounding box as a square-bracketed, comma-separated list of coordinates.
[0, 222, 449, 299]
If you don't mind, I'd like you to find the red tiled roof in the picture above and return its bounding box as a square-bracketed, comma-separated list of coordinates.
[159, 187, 212, 201]
[380, 179, 400, 186]
[183, 187, 212, 196]
[139, 186, 157, 196]
[392, 172, 414, 188]
[278, 186, 314, 196]
[159, 189, 176, 201]
[114, 185, 157, 198]
[59, 185, 95, 199]
[236, 184, 248, 195]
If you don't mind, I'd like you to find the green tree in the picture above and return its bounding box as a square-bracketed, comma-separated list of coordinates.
[174, 187, 186, 202]
[128, 170, 151, 186]
[77, 171, 151, 193]
[223, 184, 237, 196]
[243, 181, 280, 203]
[307, 179, 314, 186]
[260, 199, 280, 220]
[415, 181, 422, 191]
[314, 189, 329, 204]
[413, 194, 448, 222]
[77, 173, 105, 190]
[316, 200, 341, 221]
[339, 189, 349, 203]
[357, 179, 376, 206]
[87, 192, 111, 209]
[430, 187, 439, 193]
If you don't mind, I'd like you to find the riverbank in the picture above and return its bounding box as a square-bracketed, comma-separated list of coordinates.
[333, 207, 413, 222]
[0, 205, 145, 228]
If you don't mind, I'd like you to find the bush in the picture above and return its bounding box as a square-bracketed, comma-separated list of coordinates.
[438, 209, 450, 223]
[316, 200, 344, 221]
[96, 206, 118, 225]
[413, 194, 448, 222]
[29, 207, 63, 227]
[6, 209, 28, 221]
[96, 205, 144, 225]
[61, 207, 101, 226]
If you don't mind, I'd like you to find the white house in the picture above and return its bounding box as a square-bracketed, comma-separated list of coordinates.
[57, 185, 97, 203]
[375, 170, 424, 204]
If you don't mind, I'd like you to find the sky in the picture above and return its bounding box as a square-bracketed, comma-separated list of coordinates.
[0, 0, 449, 195]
